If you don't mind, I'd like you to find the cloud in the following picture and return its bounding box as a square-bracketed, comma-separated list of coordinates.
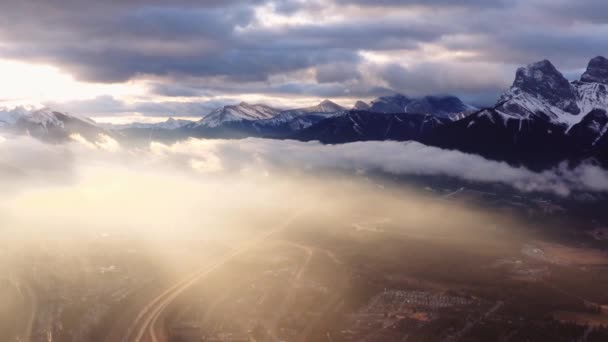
[147, 138, 608, 196]
[334, 0, 510, 9]
[1, 0, 608, 115]
[44, 95, 236, 117]
[1, 134, 608, 197]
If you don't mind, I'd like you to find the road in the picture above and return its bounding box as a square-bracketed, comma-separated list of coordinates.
[9, 276, 37, 342]
[266, 242, 314, 340]
[442, 300, 504, 342]
[122, 212, 304, 342]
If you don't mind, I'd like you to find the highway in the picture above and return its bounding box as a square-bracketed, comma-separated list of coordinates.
[8, 276, 37, 342]
[122, 212, 304, 342]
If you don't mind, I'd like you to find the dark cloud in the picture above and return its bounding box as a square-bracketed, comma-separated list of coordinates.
[315, 63, 362, 84]
[0, 0, 606, 113]
[375, 62, 511, 104]
[335, 0, 510, 9]
[542, 0, 608, 25]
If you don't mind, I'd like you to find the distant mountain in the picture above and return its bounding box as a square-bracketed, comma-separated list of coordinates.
[255, 100, 346, 130]
[5, 56, 608, 170]
[190, 102, 281, 128]
[406, 95, 476, 119]
[105, 117, 194, 130]
[368, 94, 411, 113]
[296, 111, 448, 144]
[0, 107, 106, 142]
[280, 99, 346, 116]
[353, 101, 370, 110]
[363, 94, 475, 119]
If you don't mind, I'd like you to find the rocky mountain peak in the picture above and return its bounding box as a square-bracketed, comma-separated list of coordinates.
[511, 59, 580, 115]
[581, 56, 608, 85]
[369, 93, 411, 113]
[353, 100, 370, 110]
[316, 99, 343, 112]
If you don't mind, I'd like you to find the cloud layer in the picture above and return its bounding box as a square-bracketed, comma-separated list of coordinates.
[2, 133, 607, 197]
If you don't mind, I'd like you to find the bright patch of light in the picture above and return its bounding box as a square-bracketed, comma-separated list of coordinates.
[0, 59, 145, 107]
[92, 115, 200, 125]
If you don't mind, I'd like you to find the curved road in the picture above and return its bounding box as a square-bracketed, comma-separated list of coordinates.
[122, 213, 304, 342]
[9, 276, 37, 342]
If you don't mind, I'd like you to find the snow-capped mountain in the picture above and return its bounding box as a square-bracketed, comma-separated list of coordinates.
[4, 56, 608, 170]
[106, 117, 194, 130]
[0, 107, 31, 127]
[363, 94, 475, 119]
[423, 57, 608, 168]
[279, 99, 345, 116]
[494, 57, 608, 127]
[192, 102, 281, 128]
[256, 100, 346, 130]
[0, 107, 104, 141]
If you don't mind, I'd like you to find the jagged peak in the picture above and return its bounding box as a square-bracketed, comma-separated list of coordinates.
[581, 56, 608, 85]
[513, 59, 565, 86]
[315, 99, 344, 112]
[353, 100, 370, 110]
[509, 59, 580, 115]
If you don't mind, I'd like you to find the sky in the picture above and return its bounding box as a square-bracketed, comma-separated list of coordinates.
[0, 0, 606, 120]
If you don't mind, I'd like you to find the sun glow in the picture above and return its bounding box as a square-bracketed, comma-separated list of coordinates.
[0, 59, 144, 107]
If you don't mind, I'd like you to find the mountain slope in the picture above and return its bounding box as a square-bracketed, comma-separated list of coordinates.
[365, 94, 474, 119]
[192, 102, 281, 128]
[256, 100, 346, 131]
[0, 107, 106, 142]
[296, 111, 448, 144]
[105, 118, 194, 130]
[494, 57, 608, 127]
[424, 108, 573, 169]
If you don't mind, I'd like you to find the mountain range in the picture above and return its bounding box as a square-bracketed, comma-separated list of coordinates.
[1, 56, 608, 170]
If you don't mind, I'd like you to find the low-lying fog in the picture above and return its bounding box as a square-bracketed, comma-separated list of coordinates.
[0, 133, 607, 242]
[0, 132, 604, 272]
[2, 133, 608, 341]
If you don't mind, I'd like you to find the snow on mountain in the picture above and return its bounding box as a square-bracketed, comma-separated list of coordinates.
[107, 117, 194, 130]
[279, 99, 346, 116]
[495, 57, 608, 128]
[575, 81, 608, 117]
[568, 109, 608, 147]
[0, 107, 97, 130]
[0, 107, 31, 127]
[254, 100, 347, 130]
[193, 102, 281, 128]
